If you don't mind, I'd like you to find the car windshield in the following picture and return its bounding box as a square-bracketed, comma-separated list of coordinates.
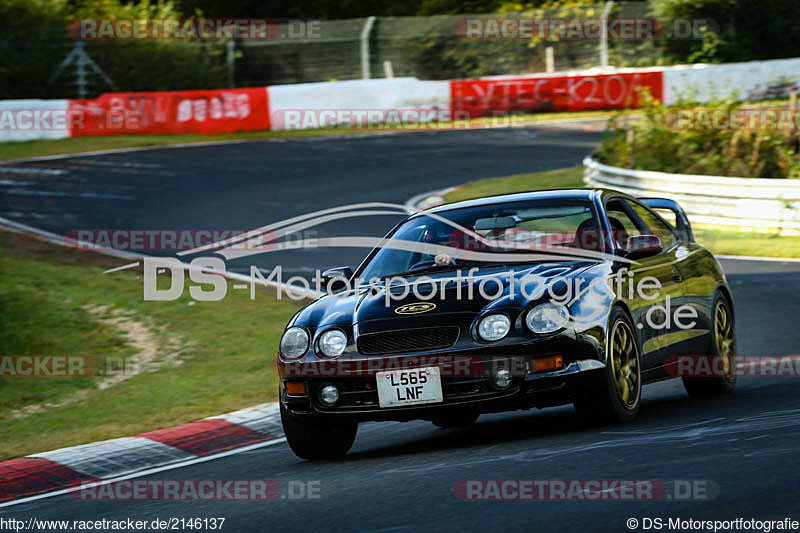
[358, 198, 601, 280]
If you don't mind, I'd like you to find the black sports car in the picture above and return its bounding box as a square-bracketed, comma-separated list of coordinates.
[277, 189, 736, 460]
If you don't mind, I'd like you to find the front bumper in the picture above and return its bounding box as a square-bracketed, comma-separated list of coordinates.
[280, 358, 606, 423]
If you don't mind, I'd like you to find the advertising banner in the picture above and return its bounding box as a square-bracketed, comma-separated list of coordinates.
[68, 87, 270, 136]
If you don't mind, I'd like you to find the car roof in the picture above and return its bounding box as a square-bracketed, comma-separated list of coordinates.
[422, 188, 624, 215]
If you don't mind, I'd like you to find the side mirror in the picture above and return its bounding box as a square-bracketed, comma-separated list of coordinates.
[622, 235, 662, 259]
[321, 267, 353, 293]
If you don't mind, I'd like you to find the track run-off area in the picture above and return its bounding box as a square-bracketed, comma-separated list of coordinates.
[2, 126, 800, 531]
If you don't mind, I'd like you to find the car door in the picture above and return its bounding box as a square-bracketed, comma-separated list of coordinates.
[633, 199, 715, 359]
[605, 197, 685, 371]
[623, 198, 698, 365]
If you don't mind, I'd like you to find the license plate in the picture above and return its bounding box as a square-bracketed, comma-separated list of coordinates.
[376, 367, 443, 408]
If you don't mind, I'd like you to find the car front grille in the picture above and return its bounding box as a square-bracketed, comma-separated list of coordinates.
[357, 326, 460, 355]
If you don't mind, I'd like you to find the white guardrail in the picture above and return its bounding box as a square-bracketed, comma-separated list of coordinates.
[583, 157, 800, 232]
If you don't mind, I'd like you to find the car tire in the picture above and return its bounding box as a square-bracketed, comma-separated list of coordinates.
[682, 293, 737, 397]
[280, 402, 358, 460]
[574, 307, 641, 425]
[431, 410, 479, 429]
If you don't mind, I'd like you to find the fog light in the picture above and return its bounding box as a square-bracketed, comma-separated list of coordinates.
[492, 368, 513, 390]
[318, 383, 340, 406]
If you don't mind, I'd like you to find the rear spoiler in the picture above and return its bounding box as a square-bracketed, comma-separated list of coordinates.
[638, 197, 695, 243]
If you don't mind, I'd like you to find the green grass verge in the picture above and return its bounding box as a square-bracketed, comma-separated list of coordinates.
[443, 166, 585, 203]
[0, 230, 304, 460]
[442, 166, 800, 258]
[0, 130, 371, 161]
[0, 109, 616, 162]
[693, 227, 800, 258]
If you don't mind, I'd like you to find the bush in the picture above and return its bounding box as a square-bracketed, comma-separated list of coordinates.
[595, 90, 800, 179]
[652, 0, 800, 64]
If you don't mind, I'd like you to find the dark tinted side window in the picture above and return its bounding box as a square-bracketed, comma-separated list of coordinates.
[605, 199, 642, 249]
[626, 200, 677, 249]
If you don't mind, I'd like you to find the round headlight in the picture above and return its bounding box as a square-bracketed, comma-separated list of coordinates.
[319, 329, 347, 357]
[525, 303, 570, 334]
[280, 327, 309, 359]
[477, 314, 511, 342]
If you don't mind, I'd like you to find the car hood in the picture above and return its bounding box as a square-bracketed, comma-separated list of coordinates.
[291, 261, 605, 331]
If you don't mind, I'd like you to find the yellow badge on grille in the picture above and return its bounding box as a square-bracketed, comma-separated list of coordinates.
[394, 302, 436, 315]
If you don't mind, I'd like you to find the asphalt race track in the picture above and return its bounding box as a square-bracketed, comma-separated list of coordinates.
[0, 127, 602, 277]
[2, 126, 800, 531]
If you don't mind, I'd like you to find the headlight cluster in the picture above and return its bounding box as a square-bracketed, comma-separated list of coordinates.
[476, 303, 569, 342]
[280, 327, 309, 359]
[477, 314, 511, 341]
[279, 327, 349, 359]
[286, 305, 571, 357]
[525, 303, 569, 334]
[318, 329, 347, 357]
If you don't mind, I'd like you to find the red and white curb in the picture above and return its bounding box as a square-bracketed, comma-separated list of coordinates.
[0, 403, 283, 504]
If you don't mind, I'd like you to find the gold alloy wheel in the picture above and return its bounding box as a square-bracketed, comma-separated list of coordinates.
[715, 301, 735, 378]
[610, 320, 640, 409]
